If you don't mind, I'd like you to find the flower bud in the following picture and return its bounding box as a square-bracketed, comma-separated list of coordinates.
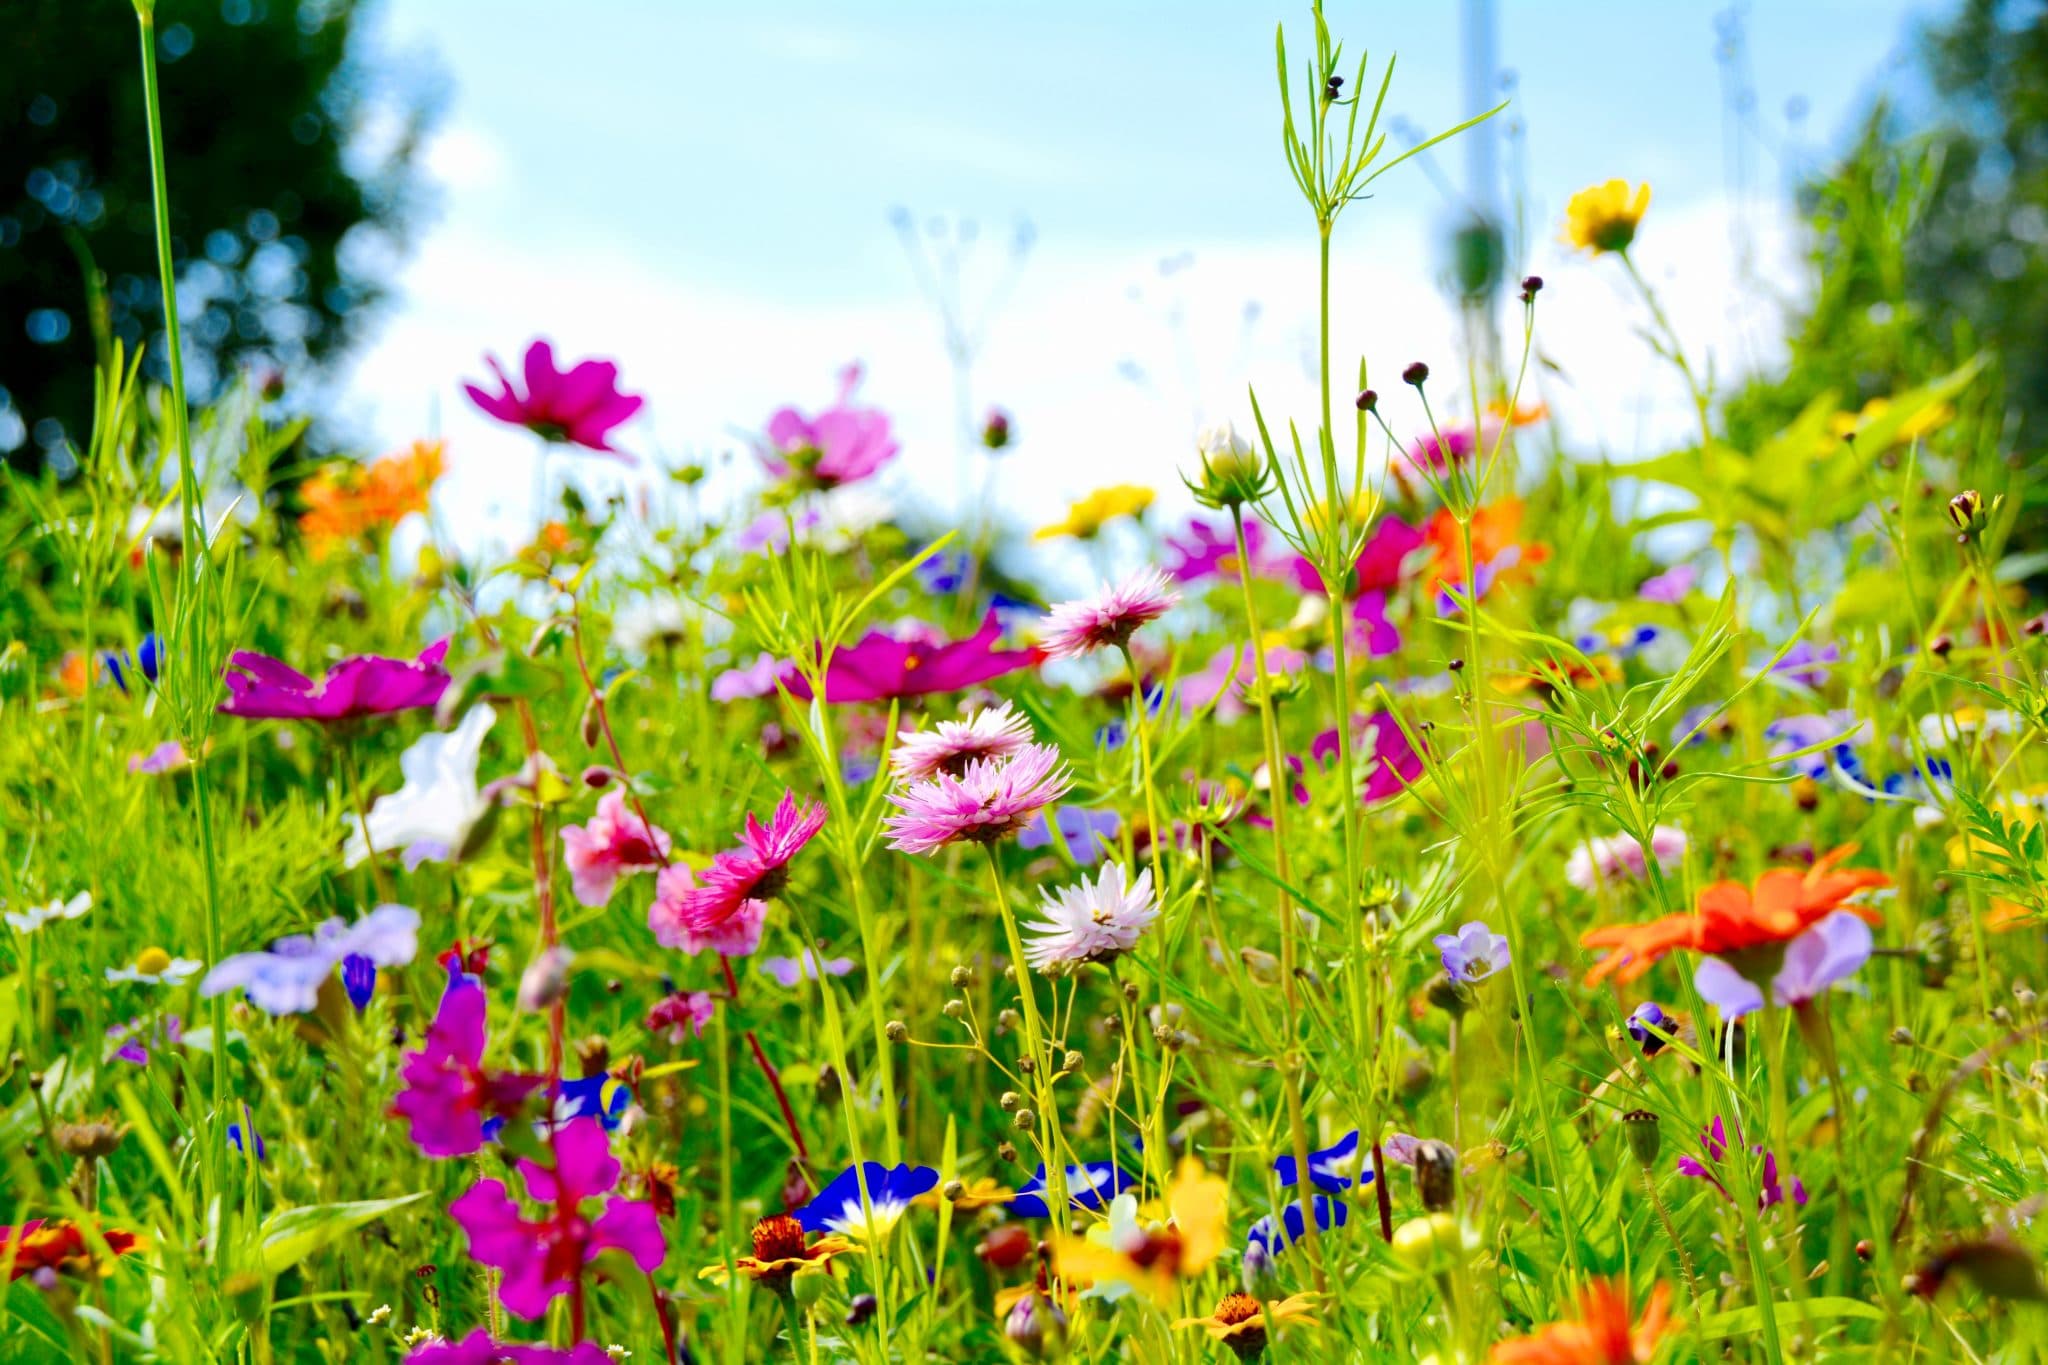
[1000, 1090, 1021, 1112]
[1402, 361, 1430, 386]
[997, 1140, 1019, 1164]
[1413, 1139, 1457, 1211]
[1240, 1236, 1280, 1298]
[1004, 1292, 1066, 1358]
[1948, 489, 1983, 532]
[55, 1119, 124, 1160]
[1013, 1107, 1036, 1132]
[1391, 1212, 1460, 1271]
[1189, 419, 1268, 509]
[1355, 388, 1378, 412]
[1061, 1049, 1085, 1074]
[949, 965, 974, 989]
[1519, 274, 1544, 301]
[943, 999, 967, 1020]
[885, 1020, 909, 1042]
[1622, 1109, 1662, 1166]
[942, 1179, 966, 1203]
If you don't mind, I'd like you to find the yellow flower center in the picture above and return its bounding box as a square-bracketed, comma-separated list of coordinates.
[135, 947, 172, 976]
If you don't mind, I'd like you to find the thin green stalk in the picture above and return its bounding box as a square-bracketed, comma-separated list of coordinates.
[982, 847, 1069, 1238]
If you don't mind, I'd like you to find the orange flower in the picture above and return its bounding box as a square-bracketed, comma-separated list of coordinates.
[700, 1214, 854, 1293]
[1581, 845, 1887, 986]
[1491, 1278, 1672, 1364]
[1, 1220, 145, 1281]
[300, 439, 444, 554]
[1175, 1291, 1320, 1351]
[1425, 499, 1550, 593]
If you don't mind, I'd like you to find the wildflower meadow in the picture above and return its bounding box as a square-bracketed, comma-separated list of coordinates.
[6, 3, 2048, 1362]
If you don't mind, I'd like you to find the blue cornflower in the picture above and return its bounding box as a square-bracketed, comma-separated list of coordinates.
[1008, 1160, 1135, 1218]
[1247, 1193, 1348, 1255]
[1273, 1129, 1373, 1194]
[793, 1162, 939, 1239]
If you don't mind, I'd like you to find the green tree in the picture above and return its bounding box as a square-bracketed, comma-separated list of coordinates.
[0, 0, 436, 467]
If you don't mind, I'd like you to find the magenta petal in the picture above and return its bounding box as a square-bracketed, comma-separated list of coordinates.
[592, 1198, 667, 1271]
[522, 340, 561, 408]
[449, 1180, 528, 1267]
[550, 1116, 621, 1203]
[463, 382, 521, 424]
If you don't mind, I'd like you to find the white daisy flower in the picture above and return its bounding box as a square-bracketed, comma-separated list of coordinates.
[1022, 863, 1157, 972]
[106, 946, 204, 985]
[5, 891, 91, 934]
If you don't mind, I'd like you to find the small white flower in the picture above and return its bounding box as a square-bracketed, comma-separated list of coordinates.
[605, 1348, 632, 1361]
[366, 1304, 392, 1326]
[5, 891, 91, 934]
[344, 706, 496, 869]
[1022, 864, 1157, 971]
[106, 948, 204, 985]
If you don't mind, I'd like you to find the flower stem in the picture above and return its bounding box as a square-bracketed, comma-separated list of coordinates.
[983, 846, 1069, 1236]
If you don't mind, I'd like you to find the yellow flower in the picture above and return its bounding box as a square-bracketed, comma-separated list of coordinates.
[699, 1215, 855, 1292]
[1049, 1157, 1228, 1306]
[1035, 484, 1154, 541]
[1175, 1291, 1321, 1348]
[1564, 180, 1650, 254]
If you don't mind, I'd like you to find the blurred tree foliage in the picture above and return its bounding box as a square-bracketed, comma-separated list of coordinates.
[1727, 0, 2045, 482]
[0, 0, 436, 470]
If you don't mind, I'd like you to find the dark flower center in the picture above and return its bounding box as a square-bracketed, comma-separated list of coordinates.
[752, 1214, 808, 1263]
[1215, 1292, 1262, 1326]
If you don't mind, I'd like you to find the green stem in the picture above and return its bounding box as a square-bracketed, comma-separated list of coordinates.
[982, 846, 1069, 1240]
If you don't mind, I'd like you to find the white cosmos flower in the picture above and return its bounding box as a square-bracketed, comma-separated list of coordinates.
[1022, 863, 1157, 972]
[5, 891, 91, 934]
[344, 706, 496, 868]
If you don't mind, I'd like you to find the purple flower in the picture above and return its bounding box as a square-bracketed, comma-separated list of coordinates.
[1694, 910, 1874, 1018]
[1347, 590, 1401, 659]
[760, 951, 855, 987]
[1434, 921, 1511, 983]
[794, 1161, 939, 1237]
[200, 905, 419, 1015]
[1626, 1001, 1671, 1054]
[220, 640, 451, 722]
[106, 1015, 181, 1066]
[1768, 641, 1839, 688]
[405, 1330, 613, 1365]
[463, 339, 644, 460]
[1310, 712, 1424, 803]
[1677, 1116, 1807, 1209]
[1018, 805, 1122, 865]
[448, 1118, 666, 1320]
[711, 652, 785, 703]
[915, 550, 972, 595]
[786, 616, 1038, 704]
[1764, 710, 1866, 778]
[760, 363, 899, 488]
[393, 966, 545, 1159]
[1639, 562, 1698, 604]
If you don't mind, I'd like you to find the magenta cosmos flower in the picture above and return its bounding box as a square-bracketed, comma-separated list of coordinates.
[391, 967, 545, 1159]
[891, 702, 1036, 782]
[405, 1330, 613, 1365]
[760, 362, 899, 488]
[1039, 569, 1179, 660]
[885, 744, 1072, 855]
[654, 792, 826, 942]
[448, 1117, 666, 1320]
[1288, 513, 1426, 597]
[784, 615, 1039, 704]
[463, 339, 644, 460]
[560, 790, 673, 907]
[1310, 712, 1425, 803]
[1676, 1115, 1806, 1209]
[220, 639, 450, 721]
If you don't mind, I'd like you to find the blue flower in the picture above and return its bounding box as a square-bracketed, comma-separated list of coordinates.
[794, 1162, 939, 1239]
[915, 550, 972, 595]
[1008, 1160, 1134, 1218]
[1763, 711, 1865, 780]
[341, 953, 377, 1012]
[199, 904, 419, 1015]
[557, 1075, 633, 1131]
[1273, 1129, 1373, 1193]
[1018, 806, 1121, 865]
[1627, 1001, 1671, 1054]
[101, 634, 164, 694]
[1433, 921, 1510, 984]
[1247, 1193, 1347, 1254]
[228, 1106, 266, 1161]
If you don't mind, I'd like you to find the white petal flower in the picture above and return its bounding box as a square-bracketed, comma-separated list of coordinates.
[345, 706, 496, 868]
[1022, 864, 1157, 971]
[5, 891, 91, 934]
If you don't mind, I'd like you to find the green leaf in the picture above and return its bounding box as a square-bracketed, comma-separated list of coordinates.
[1697, 1296, 1885, 1339]
[260, 1192, 429, 1277]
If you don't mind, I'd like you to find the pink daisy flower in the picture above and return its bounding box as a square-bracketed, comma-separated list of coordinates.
[884, 743, 1072, 855]
[647, 863, 767, 957]
[1039, 569, 1179, 660]
[560, 790, 673, 908]
[667, 792, 827, 936]
[891, 702, 1036, 782]
[1564, 826, 1688, 891]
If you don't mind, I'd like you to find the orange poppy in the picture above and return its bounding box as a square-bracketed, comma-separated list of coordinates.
[1580, 844, 1887, 986]
[1490, 1277, 1672, 1364]
[300, 439, 444, 554]
[1425, 499, 1551, 592]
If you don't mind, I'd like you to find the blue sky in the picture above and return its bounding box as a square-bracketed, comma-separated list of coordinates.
[340, 0, 1943, 555]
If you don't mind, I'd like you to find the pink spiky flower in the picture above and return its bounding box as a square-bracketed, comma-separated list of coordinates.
[884, 743, 1072, 856]
[1039, 569, 1179, 660]
[891, 702, 1036, 782]
[665, 792, 827, 937]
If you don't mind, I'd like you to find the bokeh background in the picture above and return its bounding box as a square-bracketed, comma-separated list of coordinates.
[7, 0, 2041, 562]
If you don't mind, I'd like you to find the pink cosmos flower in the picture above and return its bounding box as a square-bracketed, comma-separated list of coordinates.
[645, 989, 717, 1043]
[1309, 712, 1424, 803]
[1639, 562, 1699, 604]
[1405, 424, 1477, 474]
[560, 790, 673, 907]
[1163, 516, 1284, 583]
[647, 863, 766, 956]
[784, 615, 1038, 704]
[1287, 514, 1426, 596]
[448, 1117, 666, 1320]
[128, 740, 194, 774]
[220, 639, 451, 721]
[1676, 1115, 1806, 1209]
[710, 652, 785, 702]
[891, 702, 1036, 781]
[663, 792, 826, 937]
[463, 339, 643, 460]
[1565, 826, 1688, 892]
[391, 967, 545, 1159]
[405, 1330, 612, 1365]
[1039, 569, 1179, 660]
[885, 743, 1072, 855]
[760, 363, 900, 488]
[1347, 590, 1401, 658]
